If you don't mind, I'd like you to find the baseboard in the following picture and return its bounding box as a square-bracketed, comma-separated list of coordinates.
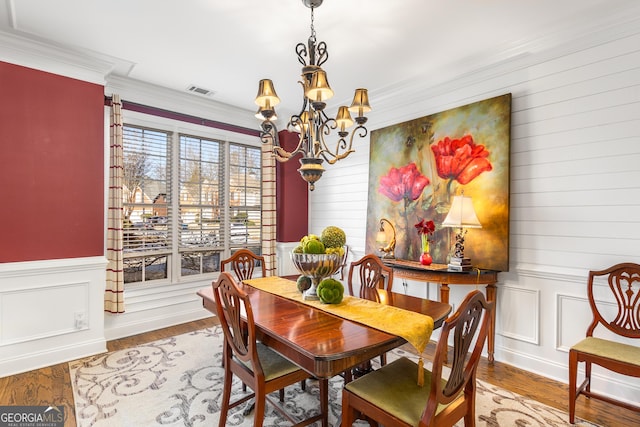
[104, 306, 213, 341]
[0, 338, 106, 378]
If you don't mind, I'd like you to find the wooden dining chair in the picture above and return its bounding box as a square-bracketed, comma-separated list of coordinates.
[221, 249, 266, 281]
[344, 254, 395, 381]
[342, 290, 494, 427]
[568, 263, 640, 423]
[221, 248, 308, 391]
[347, 253, 394, 302]
[212, 272, 320, 427]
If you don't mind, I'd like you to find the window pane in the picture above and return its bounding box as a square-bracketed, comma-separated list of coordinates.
[124, 255, 168, 284]
[179, 134, 222, 255]
[181, 251, 220, 276]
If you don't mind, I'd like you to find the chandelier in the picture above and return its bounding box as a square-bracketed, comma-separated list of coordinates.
[254, 0, 372, 191]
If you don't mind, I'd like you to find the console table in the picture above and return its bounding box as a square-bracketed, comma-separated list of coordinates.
[383, 259, 500, 363]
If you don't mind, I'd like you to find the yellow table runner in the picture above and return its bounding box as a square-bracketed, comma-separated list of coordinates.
[244, 277, 434, 384]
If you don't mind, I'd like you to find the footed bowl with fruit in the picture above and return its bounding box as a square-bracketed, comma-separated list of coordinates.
[291, 252, 342, 300]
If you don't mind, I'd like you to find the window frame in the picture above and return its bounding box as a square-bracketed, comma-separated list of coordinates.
[120, 110, 262, 288]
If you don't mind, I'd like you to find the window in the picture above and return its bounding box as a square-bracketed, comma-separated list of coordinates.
[122, 124, 261, 285]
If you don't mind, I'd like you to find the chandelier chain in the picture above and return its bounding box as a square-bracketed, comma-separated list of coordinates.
[310, 6, 316, 41]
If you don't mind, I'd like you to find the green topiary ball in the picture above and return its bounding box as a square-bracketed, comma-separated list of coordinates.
[320, 226, 346, 249]
[316, 278, 344, 304]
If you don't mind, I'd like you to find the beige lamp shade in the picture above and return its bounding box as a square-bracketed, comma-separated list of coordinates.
[348, 88, 372, 116]
[335, 106, 354, 131]
[442, 195, 482, 228]
[305, 69, 334, 102]
[255, 79, 281, 109]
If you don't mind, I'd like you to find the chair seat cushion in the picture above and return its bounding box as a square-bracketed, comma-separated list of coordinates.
[344, 357, 446, 426]
[571, 336, 640, 366]
[238, 342, 303, 380]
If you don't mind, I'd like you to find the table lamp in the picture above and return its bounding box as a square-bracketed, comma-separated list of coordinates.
[442, 194, 482, 271]
[376, 218, 396, 259]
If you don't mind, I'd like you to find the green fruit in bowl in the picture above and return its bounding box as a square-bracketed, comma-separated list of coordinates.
[317, 278, 344, 304]
[296, 275, 312, 293]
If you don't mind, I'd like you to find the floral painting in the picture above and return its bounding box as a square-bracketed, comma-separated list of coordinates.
[366, 94, 511, 271]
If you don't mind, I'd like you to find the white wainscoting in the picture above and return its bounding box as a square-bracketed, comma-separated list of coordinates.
[0, 257, 107, 377]
[103, 279, 214, 341]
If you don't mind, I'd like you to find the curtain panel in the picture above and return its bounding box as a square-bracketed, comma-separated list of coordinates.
[105, 94, 125, 313]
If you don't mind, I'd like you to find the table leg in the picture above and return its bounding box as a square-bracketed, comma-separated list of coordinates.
[486, 283, 497, 363]
[319, 378, 329, 427]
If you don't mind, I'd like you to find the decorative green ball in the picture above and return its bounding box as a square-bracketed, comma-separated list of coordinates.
[296, 275, 312, 293]
[317, 278, 344, 304]
[303, 239, 325, 254]
[321, 226, 346, 249]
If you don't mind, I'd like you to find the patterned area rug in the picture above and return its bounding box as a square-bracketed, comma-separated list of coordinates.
[69, 326, 597, 427]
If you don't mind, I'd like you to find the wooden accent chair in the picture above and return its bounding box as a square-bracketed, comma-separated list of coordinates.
[211, 272, 320, 427]
[342, 290, 494, 427]
[221, 249, 266, 281]
[569, 263, 640, 423]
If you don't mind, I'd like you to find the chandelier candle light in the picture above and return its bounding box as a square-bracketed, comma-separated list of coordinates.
[254, 0, 372, 191]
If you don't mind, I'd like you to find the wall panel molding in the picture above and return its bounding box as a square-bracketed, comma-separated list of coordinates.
[498, 285, 540, 345]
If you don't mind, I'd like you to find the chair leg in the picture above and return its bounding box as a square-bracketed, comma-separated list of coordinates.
[253, 392, 266, 427]
[569, 350, 578, 424]
[585, 361, 592, 394]
[279, 388, 285, 402]
[464, 392, 476, 427]
[341, 391, 356, 426]
[300, 379, 306, 391]
[219, 370, 233, 427]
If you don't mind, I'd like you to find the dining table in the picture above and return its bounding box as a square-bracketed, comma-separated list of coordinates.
[197, 276, 451, 427]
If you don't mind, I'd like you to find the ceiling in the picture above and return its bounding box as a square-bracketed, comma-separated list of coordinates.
[1, 0, 638, 120]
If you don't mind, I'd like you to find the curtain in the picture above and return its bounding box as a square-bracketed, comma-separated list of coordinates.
[105, 94, 125, 313]
[261, 139, 278, 276]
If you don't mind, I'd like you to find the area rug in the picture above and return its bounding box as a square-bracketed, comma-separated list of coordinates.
[70, 326, 597, 427]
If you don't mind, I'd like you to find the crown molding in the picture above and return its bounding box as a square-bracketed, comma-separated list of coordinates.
[0, 29, 119, 84]
[105, 75, 258, 131]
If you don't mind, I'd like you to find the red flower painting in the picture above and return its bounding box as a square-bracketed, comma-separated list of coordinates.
[378, 162, 430, 203]
[431, 135, 492, 185]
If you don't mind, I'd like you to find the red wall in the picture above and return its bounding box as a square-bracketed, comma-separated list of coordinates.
[276, 130, 308, 242]
[0, 61, 104, 263]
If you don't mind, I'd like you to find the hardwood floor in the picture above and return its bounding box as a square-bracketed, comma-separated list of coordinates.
[1, 317, 638, 427]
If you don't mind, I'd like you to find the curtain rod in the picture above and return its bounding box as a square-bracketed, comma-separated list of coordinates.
[104, 96, 259, 137]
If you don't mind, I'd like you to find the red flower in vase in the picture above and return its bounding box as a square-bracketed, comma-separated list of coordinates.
[415, 219, 435, 266]
[378, 162, 430, 203]
[415, 219, 435, 236]
[430, 134, 493, 185]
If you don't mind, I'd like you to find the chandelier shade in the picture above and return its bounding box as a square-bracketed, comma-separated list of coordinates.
[254, 0, 371, 191]
[255, 79, 280, 110]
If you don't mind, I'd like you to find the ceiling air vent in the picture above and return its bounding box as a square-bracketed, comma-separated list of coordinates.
[186, 85, 215, 97]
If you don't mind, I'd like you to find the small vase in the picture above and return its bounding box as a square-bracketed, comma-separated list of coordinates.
[420, 252, 433, 266]
[420, 234, 433, 266]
